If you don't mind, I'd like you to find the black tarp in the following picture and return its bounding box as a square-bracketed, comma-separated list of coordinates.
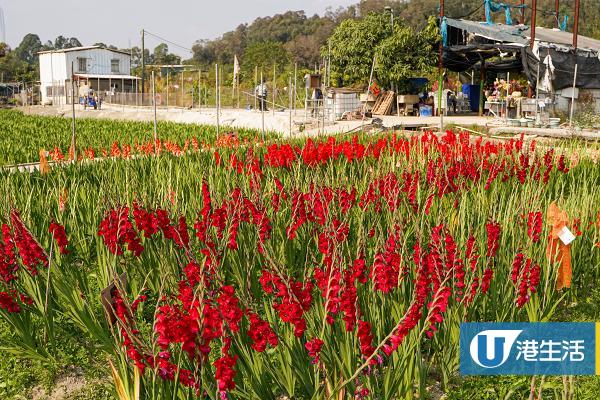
[443, 44, 525, 72]
[444, 45, 600, 90]
[521, 47, 600, 90]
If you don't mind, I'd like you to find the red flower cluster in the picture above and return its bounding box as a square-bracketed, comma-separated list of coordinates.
[98, 207, 144, 256]
[371, 234, 402, 293]
[10, 211, 48, 275]
[49, 221, 69, 254]
[527, 212, 543, 243]
[485, 221, 502, 258]
[511, 253, 541, 307]
[305, 337, 324, 364]
[357, 320, 376, 360]
[246, 312, 278, 352]
[260, 269, 313, 337]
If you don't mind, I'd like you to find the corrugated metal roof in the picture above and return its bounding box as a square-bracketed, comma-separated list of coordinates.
[74, 74, 140, 80]
[446, 18, 600, 52]
[38, 46, 131, 56]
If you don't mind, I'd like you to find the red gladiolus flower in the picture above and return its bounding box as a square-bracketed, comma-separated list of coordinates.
[305, 337, 324, 364]
[98, 207, 144, 257]
[526, 212, 543, 243]
[214, 352, 238, 394]
[0, 291, 21, 313]
[49, 221, 69, 254]
[485, 221, 501, 258]
[217, 286, 243, 333]
[357, 320, 376, 360]
[371, 234, 401, 293]
[481, 267, 493, 294]
[10, 211, 48, 275]
[0, 224, 17, 283]
[246, 312, 278, 352]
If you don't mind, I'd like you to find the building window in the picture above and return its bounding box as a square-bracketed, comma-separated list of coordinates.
[78, 57, 87, 72]
[111, 59, 120, 73]
[46, 86, 65, 97]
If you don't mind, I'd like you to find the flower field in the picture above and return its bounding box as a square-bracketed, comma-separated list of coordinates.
[0, 124, 599, 399]
[0, 110, 267, 165]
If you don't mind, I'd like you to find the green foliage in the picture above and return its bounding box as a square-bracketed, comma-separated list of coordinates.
[327, 12, 439, 87]
[241, 41, 291, 75]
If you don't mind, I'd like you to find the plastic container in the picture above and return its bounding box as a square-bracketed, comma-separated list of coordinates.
[419, 105, 433, 117]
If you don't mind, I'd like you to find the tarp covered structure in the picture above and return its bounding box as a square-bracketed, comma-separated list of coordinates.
[443, 17, 600, 90]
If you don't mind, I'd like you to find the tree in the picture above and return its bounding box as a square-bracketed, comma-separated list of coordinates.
[0, 42, 9, 58]
[326, 13, 390, 86]
[14, 33, 42, 63]
[52, 36, 82, 49]
[242, 41, 291, 74]
[152, 43, 181, 65]
[326, 12, 439, 87]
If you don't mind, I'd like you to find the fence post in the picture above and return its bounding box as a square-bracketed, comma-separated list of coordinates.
[152, 70, 158, 153]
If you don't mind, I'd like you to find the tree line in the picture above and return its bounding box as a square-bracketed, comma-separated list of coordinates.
[1, 0, 598, 87]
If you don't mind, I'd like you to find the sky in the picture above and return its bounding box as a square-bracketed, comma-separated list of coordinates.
[1, 0, 355, 56]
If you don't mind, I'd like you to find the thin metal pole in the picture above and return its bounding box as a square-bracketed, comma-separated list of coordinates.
[294, 62, 298, 115]
[361, 55, 376, 132]
[289, 76, 293, 137]
[555, 0, 560, 28]
[216, 64, 220, 138]
[181, 71, 184, 108]
[535, 61, 541, 124]
[198, 70, 202, 109]
[327, 42, 331, 87]
[152, 71, 158, 152]
[272, 63, 276, 116]
[166, 71, 169, 108]
[261, 71, 265, 140]
[569, 63, 578, 127]
[70, 61, 76, 162]
[254, 66, 258, 111]
[141, 29, 145, 96]
[438, 73, 444, 131]
[505, 71, 510, 125]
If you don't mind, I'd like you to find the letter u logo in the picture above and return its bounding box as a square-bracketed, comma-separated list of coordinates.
[477, 335, 505, 367]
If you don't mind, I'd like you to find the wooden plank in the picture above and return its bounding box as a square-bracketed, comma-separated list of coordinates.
[374, 91, 395, 115]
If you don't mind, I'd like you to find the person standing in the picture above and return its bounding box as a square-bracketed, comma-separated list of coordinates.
[255, 80, 268, 111]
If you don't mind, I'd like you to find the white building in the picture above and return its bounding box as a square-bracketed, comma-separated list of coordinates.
[39, 46, 139, 105]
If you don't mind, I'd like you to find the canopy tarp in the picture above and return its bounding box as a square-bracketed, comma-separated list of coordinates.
[443, 18, 600, 90]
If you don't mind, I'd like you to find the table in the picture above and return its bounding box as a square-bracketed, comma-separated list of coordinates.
[485, 101, 506, 117]
[397, 95, 420, 116]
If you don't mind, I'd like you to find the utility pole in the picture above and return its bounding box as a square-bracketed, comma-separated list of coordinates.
[141, 29, 145, 98]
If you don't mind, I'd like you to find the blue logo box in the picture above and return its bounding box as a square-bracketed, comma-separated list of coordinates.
[460, 322, 597, 375]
